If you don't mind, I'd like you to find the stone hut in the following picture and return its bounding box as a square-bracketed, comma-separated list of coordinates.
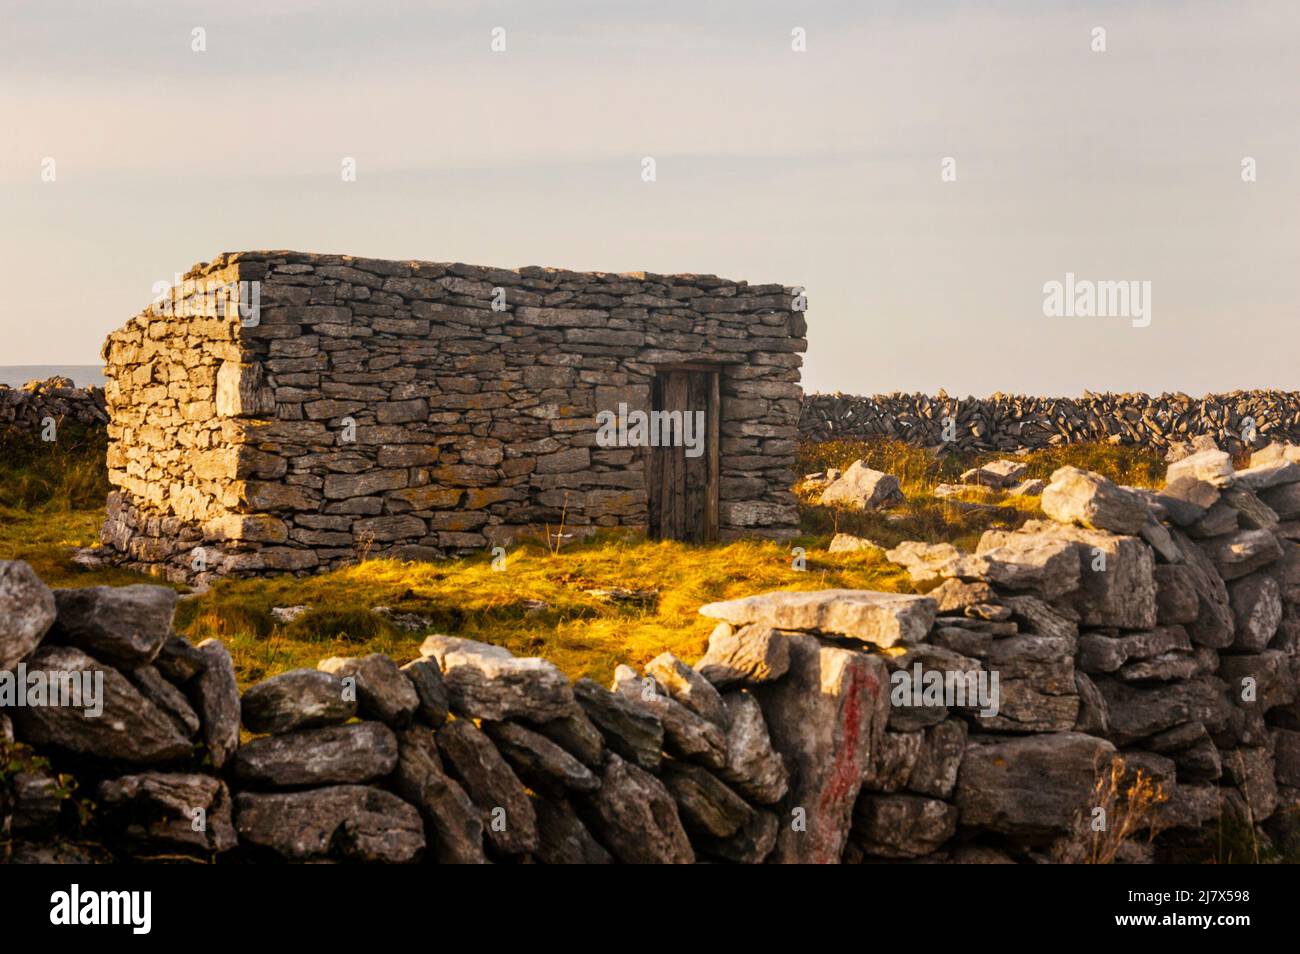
[99, 251, 806, 581]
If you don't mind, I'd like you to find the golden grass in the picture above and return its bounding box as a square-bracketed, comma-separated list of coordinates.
[0, 434, 1168, 689]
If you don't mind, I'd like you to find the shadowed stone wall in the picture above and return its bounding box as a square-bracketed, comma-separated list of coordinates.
[99, 251, 807, 582]
[800, 391, 1300, 456]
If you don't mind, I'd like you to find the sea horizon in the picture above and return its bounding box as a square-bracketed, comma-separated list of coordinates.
[0, 365, 106, 388]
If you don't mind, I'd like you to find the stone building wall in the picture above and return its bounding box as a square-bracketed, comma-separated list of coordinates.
[801, 390, 1300, 456]
[100, 252, 807, 581]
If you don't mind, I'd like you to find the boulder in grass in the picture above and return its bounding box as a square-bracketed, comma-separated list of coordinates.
[827, 532, 882, 553]
[0, 560, 56, 671]
[818, 460, 905, 510]
[960, 459, 1028, 489]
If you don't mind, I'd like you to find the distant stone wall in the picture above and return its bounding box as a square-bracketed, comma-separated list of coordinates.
[4, 449, 1299, 863]
[100, 252, 807, 582]
[800, 391, 1300, 456]
[0, 379, 107, 434]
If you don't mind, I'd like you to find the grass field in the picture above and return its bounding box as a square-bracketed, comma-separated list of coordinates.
[0, 428, 1167, 687]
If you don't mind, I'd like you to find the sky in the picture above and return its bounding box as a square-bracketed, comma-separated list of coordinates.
[1, 0, 1297, 396]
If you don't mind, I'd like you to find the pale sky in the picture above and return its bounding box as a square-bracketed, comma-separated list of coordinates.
[2, 0, 1296, 395]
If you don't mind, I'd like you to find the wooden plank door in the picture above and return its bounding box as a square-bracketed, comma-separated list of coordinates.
[647, 368, 719, 542]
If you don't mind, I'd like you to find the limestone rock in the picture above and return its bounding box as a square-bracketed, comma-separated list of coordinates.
[1041, 466, 1149, 534]
[436, 718, 539, 856]
[572, 677, 663, 771]
[1155, 563, 1200, 625]
[390, 726, 486, 864]
[717, 689, 788, 804]
[908, 719, 968, 799]
[1095, 675, 1231, 746]
[613, 666, 726, 770]
[1202, 529, 1283, 581]
[232, 721, 398, 788]
[318, 653, 420, 727]
[578, 753, 694, 864]
[533, 796, 612, 864]
[661, 761, 753, 839]
[1170, 528, 1235, 648]
[852, 793, 957, 858]
[241, 669, 354, 734]
[955, 733, 1117, 837]
[0, 560, 56, 671]
[50, 584, 177, 668]
[752, 634, 890, 863]
[961, 459, 1028, 489]
[1166, 449, 1235, 489]
[191, 639, 241, 769]
[694, 622, 789, 687]
[11, 646, 193, 764]
[818, 461, 905, 510]
[1229, 573, 1282, 651]
[482, 719, 599, 795]
[235, 785, 424, 862]
[97, 772, 237, 855]
[400, 657, 449, 726]
[532, 705, 605, 767]
[828, 533, 881, 553]
[644, 652, 727, 728]
[420, 635, 574, 722]
[699, 588, 936, 649]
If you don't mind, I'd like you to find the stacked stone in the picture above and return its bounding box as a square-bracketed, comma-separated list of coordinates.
[0, 563, 240, 862]
[99, 260, 246, 572]
[8, 427, 1300, 862]
[868, 444, 1300, 862]
[0, 378, 107, 433]
[100, 251, 806, 583]
[800, 390, 1300, 456]
[0, 560, 804, 863]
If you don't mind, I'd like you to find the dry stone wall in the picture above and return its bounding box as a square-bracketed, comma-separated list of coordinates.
[801, 391, 1300, 456]
[4, 445, 1299, 863]
[100, 252, 806, 582]
[0, 379, 107, 434]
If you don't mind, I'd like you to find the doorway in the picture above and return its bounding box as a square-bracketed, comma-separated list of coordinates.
[647, 366, 720, 543]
